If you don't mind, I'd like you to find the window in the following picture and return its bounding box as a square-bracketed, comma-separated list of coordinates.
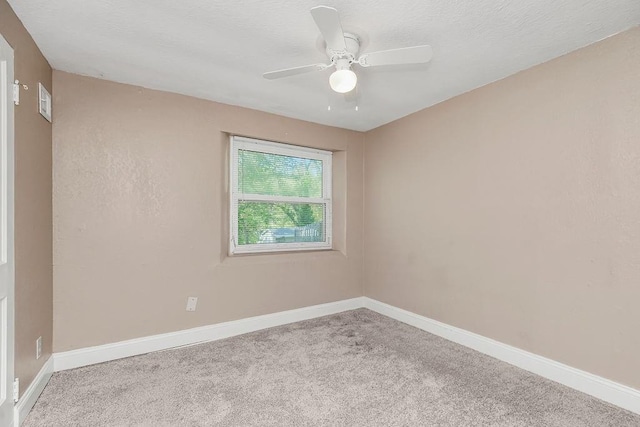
[230, 136, 332, 254]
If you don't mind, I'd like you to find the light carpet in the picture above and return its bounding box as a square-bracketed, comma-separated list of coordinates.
[25, 309, 640, 426]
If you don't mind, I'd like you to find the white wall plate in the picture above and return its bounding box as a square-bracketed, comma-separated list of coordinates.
[38, 82, 51, 122]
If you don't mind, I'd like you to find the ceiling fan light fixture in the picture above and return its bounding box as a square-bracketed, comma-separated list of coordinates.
[329, 68, 357, 93]
[263, 6, 433, 100]
[329, 65, 357, 93]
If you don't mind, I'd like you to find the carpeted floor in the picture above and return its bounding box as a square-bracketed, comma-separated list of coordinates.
[25, 309, 640, 426]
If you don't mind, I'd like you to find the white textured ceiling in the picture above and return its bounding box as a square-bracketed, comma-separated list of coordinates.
[8, 0, 640, 131]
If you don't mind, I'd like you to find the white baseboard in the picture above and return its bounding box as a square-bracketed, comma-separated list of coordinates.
[49, 295, 640, 417]
[53, 297, 366, 372]
[14, 356, 54, 427]
[363, 297, 640, 415]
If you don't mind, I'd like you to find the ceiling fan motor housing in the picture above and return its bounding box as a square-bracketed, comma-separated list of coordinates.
[327, 32, 360, 65]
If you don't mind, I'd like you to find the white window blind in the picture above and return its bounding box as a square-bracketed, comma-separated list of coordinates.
[230, 136, 332, 254]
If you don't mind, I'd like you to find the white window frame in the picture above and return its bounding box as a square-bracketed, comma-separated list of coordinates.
[230, 136, 332, 254]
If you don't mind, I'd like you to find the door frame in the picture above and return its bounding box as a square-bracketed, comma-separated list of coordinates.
[0, 33, 15, 427]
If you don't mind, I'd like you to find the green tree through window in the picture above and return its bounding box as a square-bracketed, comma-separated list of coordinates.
[231, 137, 332, 253]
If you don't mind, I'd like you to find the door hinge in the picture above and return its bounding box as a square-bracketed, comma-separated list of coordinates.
[13, 80, 28, 106]
[12, 81, 19, 105]
[13, 378, 19, 403]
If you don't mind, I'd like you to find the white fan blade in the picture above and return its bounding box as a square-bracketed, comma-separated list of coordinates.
[358, 45, 433, 67]
[310, 6, 347, 52]
[263, 63, 329, 80]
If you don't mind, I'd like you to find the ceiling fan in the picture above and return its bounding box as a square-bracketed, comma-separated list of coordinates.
[263, 6, 433, 94]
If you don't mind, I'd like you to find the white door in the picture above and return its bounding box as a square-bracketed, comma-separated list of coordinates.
[0, 35, 15, 426]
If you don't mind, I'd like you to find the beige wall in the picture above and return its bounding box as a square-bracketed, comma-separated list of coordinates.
[50, 21, 639, 392]
[0, 0, 53, 396]
[364, 27, 640, 389]
[52, 71, 364, 351]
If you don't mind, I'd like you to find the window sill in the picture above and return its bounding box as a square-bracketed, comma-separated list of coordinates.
[220, 248, 346, 267]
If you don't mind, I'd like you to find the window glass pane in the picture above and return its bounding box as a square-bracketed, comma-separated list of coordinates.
[238, 149, 323, 198]
[237, 202, 325, 245]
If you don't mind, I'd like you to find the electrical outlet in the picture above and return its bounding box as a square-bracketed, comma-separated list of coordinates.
[36, 336, 42, 359]
[186, 297, 198, 312]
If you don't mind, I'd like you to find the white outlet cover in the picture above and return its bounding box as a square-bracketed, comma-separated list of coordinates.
[186, 297, 198, 312]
